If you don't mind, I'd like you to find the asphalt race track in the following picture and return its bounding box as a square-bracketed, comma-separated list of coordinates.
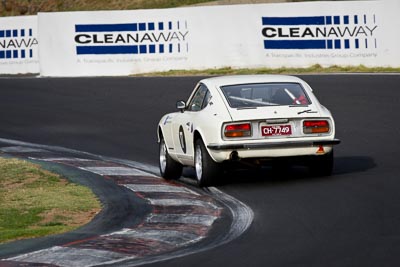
[1, 74, 400, 266]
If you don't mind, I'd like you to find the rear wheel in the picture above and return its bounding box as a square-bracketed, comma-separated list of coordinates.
[309, 150, 334, 177]
[159, 137, 182, 180]
[194, 139, 221, 187]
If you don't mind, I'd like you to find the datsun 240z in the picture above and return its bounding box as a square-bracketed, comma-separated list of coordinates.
[157, 75, 340, 187]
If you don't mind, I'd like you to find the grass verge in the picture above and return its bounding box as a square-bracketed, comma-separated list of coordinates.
[1, 0, 216, 16]
[136, 64, 400, 76]
[0, 157, 101, 244]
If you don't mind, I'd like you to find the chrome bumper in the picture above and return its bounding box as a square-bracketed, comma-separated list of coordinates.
[207, 139, 341, 150]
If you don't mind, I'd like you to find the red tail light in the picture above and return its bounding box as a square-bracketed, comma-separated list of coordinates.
[303, 120, 330, 134]
[224, 123, 251, 138]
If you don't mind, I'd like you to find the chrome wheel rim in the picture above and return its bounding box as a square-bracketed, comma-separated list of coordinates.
[159, 140, 167, 174]
[195, 144, 203, 181]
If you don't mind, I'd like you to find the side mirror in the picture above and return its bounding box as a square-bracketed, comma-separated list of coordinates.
[176, 100, 186, 112]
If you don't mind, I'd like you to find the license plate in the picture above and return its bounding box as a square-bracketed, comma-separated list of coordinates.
[261, 125, 292, 136]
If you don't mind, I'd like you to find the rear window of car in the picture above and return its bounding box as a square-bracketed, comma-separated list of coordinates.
[221, 83, 310, 108]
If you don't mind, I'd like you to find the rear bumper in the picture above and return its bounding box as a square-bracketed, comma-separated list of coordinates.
[206, 139, 340, 163]
[207, 139, 341, 150]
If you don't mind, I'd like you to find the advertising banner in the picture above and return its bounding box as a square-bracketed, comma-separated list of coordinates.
[37, 1, 399, 76]
[0, 16, 39, 74]
[258, 0, 399, 68]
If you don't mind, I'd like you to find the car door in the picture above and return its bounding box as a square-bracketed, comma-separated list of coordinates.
[172, 84, 211, 165]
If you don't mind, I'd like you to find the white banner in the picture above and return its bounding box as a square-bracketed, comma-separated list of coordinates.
[34, 0, 400, 76]
[0, 16, 39, 74]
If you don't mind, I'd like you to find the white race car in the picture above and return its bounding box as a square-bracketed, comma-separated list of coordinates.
[157, 75, 340, 186]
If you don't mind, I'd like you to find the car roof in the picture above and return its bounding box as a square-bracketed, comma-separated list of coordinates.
[201, 75, 304, 88]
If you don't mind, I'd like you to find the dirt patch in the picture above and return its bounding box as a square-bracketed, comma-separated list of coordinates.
[39, 208, 100, 227]
[193, 0, 288, 5]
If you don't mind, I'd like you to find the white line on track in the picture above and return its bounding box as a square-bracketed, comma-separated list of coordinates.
[105, 229, 202, 246]
[7, 246, 136, 267]
[147, 214, 218, 226]
[0, 146, 48, 153]
[80, 166, 157, 177]
[209, 187, 254, 243]
[147, 198, 220, 210]
[125, 184, 199, 196]
[29, 157, 95, 162]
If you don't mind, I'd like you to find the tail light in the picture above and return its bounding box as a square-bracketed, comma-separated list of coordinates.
[303, 120, 330, 134]
[224, 123, 251, 138]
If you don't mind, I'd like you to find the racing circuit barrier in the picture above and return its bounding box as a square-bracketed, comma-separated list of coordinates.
[0, 15, 39, 74]
[1, 0, 399, 76]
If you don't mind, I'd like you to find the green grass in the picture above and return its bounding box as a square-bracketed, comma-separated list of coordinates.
[136, 64, 400, 76]
[0, 157, 101, 244]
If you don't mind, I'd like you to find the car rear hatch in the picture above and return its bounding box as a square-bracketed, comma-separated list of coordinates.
[223, 105, 332, 140]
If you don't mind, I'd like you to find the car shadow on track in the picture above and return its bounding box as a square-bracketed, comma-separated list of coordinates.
[181, 156, 376, 187]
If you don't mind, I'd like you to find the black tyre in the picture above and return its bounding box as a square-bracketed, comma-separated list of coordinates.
[194, 138, 221, 187]
[159, 138, 183, 180]
[309, 149, 334, 177]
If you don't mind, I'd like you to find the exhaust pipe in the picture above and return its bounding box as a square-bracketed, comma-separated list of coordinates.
[230, 151, 240, 161]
